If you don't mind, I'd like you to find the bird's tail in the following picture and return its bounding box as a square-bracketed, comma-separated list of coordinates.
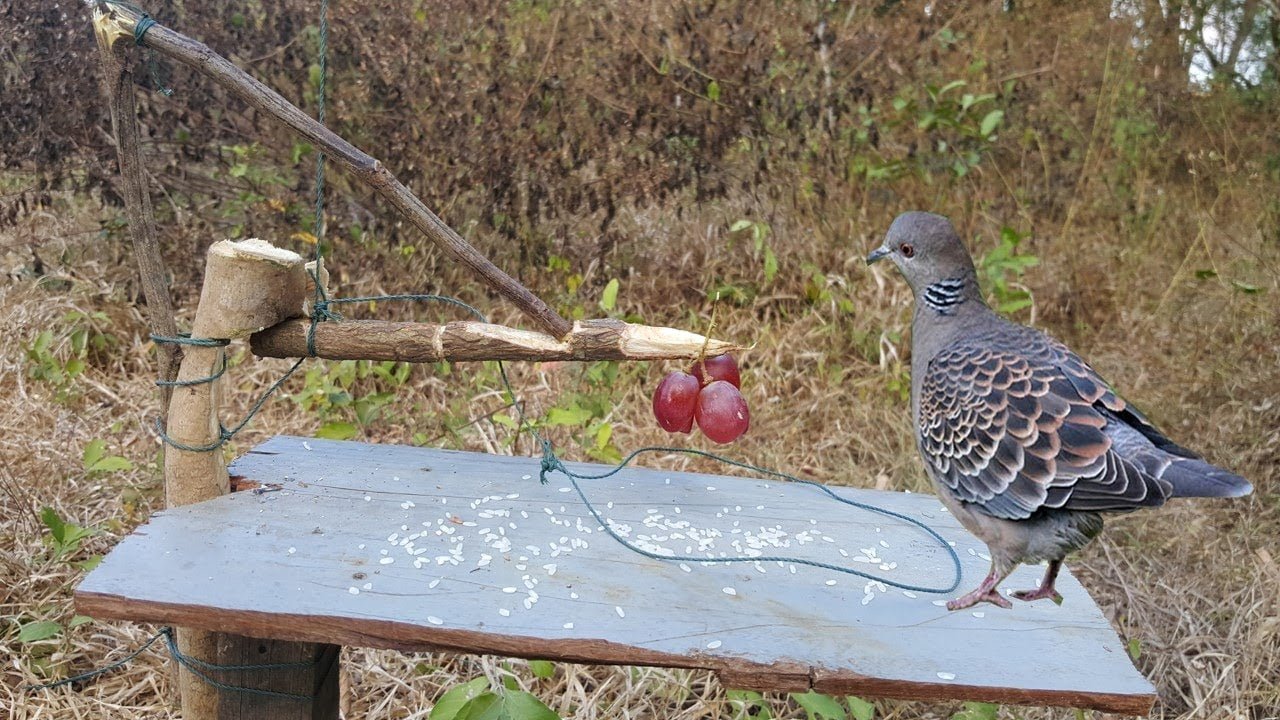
[1164, 457, 1253, 499]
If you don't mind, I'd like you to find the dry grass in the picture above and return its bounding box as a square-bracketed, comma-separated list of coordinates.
[3, 168, 1276, 719]
[3, 6, 1280, 718]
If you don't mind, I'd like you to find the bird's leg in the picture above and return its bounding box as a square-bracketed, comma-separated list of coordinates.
[1011, 560, 1064, 604]
[946, 562, 1013, 610]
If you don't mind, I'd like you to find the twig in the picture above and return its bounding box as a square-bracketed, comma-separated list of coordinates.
[92, 2, 572, 339]
[91, 9, 181, 417]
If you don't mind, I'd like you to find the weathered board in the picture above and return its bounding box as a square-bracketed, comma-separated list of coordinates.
[77, 436, 1155, 714]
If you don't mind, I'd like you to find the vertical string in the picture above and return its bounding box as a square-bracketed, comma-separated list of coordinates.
[311, 0, 330, 308]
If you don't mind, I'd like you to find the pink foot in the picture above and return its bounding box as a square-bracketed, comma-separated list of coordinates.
[946, 587, 1013, 610]
[1012, 560, 1064, 604]
[1011, 586, 1064, 604]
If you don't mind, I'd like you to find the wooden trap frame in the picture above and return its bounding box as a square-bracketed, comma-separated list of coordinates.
[74, 3, 1157, 718]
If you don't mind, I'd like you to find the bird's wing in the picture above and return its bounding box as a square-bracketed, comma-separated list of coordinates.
[918, 327, 1177, 519]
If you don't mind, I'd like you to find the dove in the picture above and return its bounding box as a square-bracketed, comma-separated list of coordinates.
[867, 211, 1252, 610]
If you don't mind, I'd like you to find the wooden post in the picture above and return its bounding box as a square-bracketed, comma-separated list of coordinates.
[164, 239, 338, 719]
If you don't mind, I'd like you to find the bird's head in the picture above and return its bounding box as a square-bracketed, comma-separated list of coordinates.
[866, 211, 978, 295]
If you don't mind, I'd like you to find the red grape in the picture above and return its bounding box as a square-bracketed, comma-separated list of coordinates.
[695, 380, 750, 444]
[653, 371, 699, 433]
[691, 353, 741, 388]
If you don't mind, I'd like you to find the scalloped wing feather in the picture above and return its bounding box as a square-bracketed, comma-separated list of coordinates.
[919, 325, 1176, 520]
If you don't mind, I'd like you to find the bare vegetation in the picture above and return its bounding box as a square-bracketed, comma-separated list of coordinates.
[2, 1, 1277, 718]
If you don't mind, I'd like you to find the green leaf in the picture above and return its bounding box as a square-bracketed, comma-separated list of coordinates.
[40, 507, 67, 543]
[1127, 637, 1142, 661]
[1194, 268, 1218, 279]
[792, 691, 847, 720]
[763, 245, 779, 283]
[455, 692, 503, 720]
[950, 702, 999, 720]
[600, 278, 620, 311]
[847, 696, 876, 720]
[33, 329, 53, 353]
[500, 690, 560, 719]
[75, 554, 104, 572]
[431, 677, 491, 720]
[82, 440, 106, 471]
[528, 659, 555, 679]
[1231, 280, 1262, 294]
[593, 423, 612, 451]
[727, 689, 772, 719]
[68, 615, 94, 629]
[315, 422, 359, 440]
[17, 620, 63, 643]
[980, 109, 1004, 138]
[706, 80, 721, 102]
[729, 219, 754, 234]
[544, 405, 593, 427]
[88, 456, 134, 473]
[997, 296, 1034, 313]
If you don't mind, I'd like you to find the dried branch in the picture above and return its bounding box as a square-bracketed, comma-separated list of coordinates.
[91, 6, 181, 415]
[90, 1, 572, 338]
[250, 318, 740, 363]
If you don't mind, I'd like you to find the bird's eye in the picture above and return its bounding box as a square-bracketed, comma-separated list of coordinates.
[900, 243, 915, 258]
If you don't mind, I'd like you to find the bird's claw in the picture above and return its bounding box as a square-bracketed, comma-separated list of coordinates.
[946, 588, 1013, 610]
[1011, 587, 1064, 605]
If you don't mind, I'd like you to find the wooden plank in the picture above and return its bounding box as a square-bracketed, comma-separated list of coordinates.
[77, 436, 1156, 715]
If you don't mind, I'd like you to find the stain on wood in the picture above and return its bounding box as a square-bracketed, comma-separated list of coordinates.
[77, 436, 1156, 715]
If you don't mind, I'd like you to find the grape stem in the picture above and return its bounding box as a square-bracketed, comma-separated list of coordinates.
[695, 295, 719, 386]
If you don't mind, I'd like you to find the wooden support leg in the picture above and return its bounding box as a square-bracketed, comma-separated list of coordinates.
[160, 240, 339, 718]
[209, 636, 340, 719]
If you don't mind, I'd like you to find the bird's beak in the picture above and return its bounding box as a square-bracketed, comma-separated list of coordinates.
[866, 245, 891, 265]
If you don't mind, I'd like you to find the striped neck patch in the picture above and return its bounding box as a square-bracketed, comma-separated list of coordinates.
[922, 277, 968, 314]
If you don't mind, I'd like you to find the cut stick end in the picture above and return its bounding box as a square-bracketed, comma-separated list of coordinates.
[91, 1, 141, 49]
[617, 322, 742, 360]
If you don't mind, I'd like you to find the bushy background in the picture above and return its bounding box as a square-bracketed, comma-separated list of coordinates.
[2, 1, 1277, 718]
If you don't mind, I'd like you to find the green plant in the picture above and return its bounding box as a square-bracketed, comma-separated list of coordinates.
[217, 142, 295, 239]
[950, 702, 999, 720]
[40, 507, 101, 571]
[429, 674, 560, 720]
[82, 439, 133, 475]
[789, 691, 875, 720]
[15, 614, 93, 645]
[24, 311, 117, 403]
[726, 689, 772, 719]
[730, 218, 779, 285]
[507, 361, 627, 464]
[911, 80, 1006, 177]
[599, 278, 621, 314]
[978, 226, 1040, 315]
[289, 359, 412, 439]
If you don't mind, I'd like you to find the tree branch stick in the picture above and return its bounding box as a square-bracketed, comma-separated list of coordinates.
[251, 318, 739, 363]
[90, 1, 572, 338]
[91, 6, 181, 414]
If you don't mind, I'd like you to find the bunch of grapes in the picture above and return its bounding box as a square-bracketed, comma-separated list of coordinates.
[652, 354, 749, 444]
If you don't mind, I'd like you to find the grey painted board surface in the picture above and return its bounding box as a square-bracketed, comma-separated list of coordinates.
[78, 436, 1155, 711]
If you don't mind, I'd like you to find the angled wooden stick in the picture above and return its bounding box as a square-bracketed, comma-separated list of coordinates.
[91, 6, 181, 413]
[89, 1, 572, 338]
[251, 318, 739, 363]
